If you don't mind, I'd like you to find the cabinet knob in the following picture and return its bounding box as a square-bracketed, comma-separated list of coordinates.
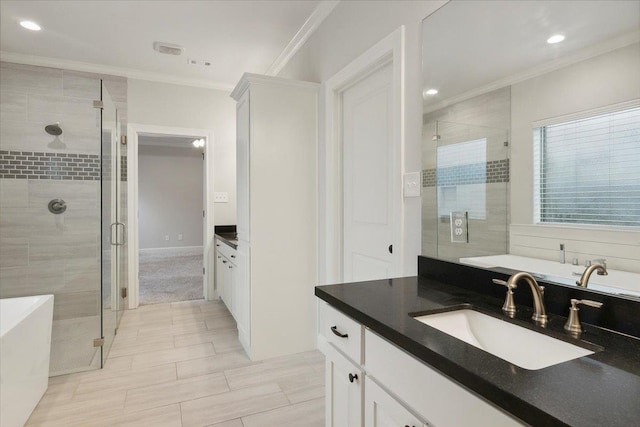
[230, 255, 235, 258]
[348, 373, 358, 383]
[222, 260, 227, 264]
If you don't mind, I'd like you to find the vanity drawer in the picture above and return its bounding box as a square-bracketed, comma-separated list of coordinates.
[216, 238, 237, 261]
[319, 302, 363, 364]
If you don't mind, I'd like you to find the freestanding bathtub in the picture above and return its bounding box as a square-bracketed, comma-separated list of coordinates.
[1, 295, 54, 427]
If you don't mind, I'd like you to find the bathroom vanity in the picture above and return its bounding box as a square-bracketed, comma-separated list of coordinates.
[315, 257, 640, 426]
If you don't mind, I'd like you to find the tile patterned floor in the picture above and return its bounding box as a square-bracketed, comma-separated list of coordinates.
[27, 299, 325, 427]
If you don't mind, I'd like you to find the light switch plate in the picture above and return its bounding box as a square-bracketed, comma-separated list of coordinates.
[214, 192, 228, 203]
[403, 172, 421, 198]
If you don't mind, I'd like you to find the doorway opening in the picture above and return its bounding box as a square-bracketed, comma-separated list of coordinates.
[127, 124, 215, 309]
[137, 135, 205, 305]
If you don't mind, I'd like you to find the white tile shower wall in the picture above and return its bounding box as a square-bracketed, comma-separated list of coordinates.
[0, 61, 127, 375]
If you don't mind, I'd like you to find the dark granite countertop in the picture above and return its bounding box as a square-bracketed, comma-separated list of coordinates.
[215, 233, 237, 250]
[315, 275, 640, 427]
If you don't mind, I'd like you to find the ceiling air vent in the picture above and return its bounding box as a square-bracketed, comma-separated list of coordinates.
[153, 42, 184, 56]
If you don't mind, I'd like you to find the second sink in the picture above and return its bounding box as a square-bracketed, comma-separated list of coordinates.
[414, 309, 595, 370]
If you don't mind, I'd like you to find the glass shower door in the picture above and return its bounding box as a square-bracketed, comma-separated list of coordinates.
[100, 82, 123, 364]
[434, 120, 510, 261]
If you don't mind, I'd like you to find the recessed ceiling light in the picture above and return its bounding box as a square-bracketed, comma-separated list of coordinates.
[192, 139, 205, 148]
[425, 88, 439, 96]
[547, 34, 565, 44]
[20, 20, 41, 31]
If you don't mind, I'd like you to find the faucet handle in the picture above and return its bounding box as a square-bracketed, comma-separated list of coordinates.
[492, 278, 516, 289]
[564, 299, 603, 335]
[572, 299, 603, 309]
[493, 278, 517, 317]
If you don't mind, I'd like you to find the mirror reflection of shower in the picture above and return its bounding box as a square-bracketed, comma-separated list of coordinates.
[45, 122, 66, 149]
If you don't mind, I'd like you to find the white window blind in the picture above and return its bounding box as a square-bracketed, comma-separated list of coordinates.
[533, 104, 640, 227]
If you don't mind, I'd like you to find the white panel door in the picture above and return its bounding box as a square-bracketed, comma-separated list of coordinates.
[365, 378, 426, 427]
[342, 63, 397, 282]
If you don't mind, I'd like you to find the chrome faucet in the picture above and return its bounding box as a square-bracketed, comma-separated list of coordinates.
[494, 272, 548, 327]
[576, 263, 608, 288]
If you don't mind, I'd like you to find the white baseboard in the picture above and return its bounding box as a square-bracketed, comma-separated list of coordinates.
[139, 246, 203, 257]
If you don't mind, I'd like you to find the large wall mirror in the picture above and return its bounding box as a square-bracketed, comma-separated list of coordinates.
[421, 1, 640, 298]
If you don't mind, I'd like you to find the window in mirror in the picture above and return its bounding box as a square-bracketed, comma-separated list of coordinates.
[533, 103, 640, 227]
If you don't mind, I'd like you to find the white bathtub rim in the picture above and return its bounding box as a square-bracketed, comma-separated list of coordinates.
[0, 295, 54, 337]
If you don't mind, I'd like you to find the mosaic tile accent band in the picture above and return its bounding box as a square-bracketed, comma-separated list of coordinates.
[422, 159, 509, 187]
[121, 155, 127, 182]
[0, 150, 100, 180]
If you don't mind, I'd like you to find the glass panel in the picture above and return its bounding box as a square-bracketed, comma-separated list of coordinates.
[116, 111, 127, 326]
[422, 120, 509, 261]
[101, 82, 119, 363]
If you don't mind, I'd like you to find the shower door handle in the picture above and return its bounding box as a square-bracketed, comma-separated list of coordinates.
[116, 222, 126, 245]
[110, 222, 125, 246]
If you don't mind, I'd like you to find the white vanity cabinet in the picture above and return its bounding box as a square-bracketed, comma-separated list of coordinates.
[325, 343, 364, 427]
[215, 238, 237, 317]
[231, 73, 318, 361]
[365, 378, 425, 427]
[318, 301, 524, 427]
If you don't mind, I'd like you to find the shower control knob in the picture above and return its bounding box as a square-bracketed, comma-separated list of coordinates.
[48, 199, 67, 214]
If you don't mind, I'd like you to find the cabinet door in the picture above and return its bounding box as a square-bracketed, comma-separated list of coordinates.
[223, 259, 233, 313]
[365, 378, 426, 427]
[229, 261, 238, 319]
[325, 345, 363, 427]
[236, 90, 250, 242]
[216, 254, 226, 302]
[235, 245, 250, 346]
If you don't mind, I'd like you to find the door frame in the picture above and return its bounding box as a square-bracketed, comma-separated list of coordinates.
[127, 123, 216, 309]
[321, 26, 405, 285]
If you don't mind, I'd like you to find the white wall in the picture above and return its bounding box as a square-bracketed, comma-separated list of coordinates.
[278, 0, 447, 276]
[128, 79, 237, 225]
[510, 43, 640, 271]
[138, 144, 203, 249]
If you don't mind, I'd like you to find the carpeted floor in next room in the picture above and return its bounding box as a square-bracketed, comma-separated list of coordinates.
[139, 250, 204, 305]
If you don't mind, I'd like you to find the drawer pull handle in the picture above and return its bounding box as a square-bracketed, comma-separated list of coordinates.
[331, 326, 348, 338]
[348, 373, 358, 383]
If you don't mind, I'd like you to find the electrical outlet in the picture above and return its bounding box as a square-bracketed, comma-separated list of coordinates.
[165, 235, 170, 241]
[178, 234, 183, 241]
[214, 192, 228, 203]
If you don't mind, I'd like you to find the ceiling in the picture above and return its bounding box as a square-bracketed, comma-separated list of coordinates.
[422, 0, 640, 110]
[0, 0, 322, 90]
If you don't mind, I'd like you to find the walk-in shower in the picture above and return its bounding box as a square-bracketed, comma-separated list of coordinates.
[0, 62, 128, 375]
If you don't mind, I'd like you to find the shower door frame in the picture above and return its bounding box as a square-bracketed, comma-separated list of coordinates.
[125, 124, 216, 309]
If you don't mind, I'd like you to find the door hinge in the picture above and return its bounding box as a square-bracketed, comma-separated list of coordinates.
[93, 337, 105, 347]
[203, 210, 205, 217]
[203, 267, 205, 275]
[121, 135, 127, 145]
[93, 100, 104, 109]
[202, 153, 205, 160]
[121, 287, 127, 299]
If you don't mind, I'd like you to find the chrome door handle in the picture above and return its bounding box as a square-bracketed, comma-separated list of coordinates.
[110, 222, 118, 246]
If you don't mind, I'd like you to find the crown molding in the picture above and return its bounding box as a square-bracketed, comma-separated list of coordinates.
[0, 51, 235, 92]
[231, 72, 319, 101]
[265, 0, 340, 76]
[423, 30, 640, 114]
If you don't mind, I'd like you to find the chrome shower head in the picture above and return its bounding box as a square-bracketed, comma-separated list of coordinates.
[45, 123, 62, 136]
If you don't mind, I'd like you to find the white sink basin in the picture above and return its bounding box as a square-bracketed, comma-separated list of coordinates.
[414, 309, 594, 370]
